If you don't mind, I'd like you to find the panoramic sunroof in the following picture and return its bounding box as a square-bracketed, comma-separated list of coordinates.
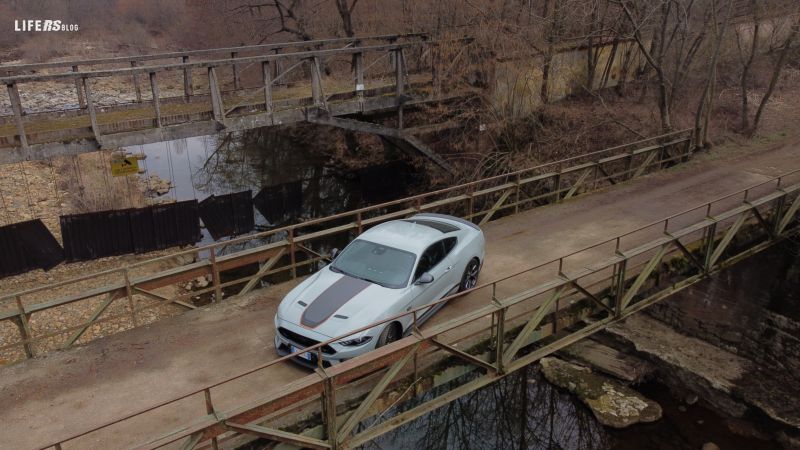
[403, 219, 460, 233]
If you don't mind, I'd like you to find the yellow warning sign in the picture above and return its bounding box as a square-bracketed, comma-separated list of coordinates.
[110, 157, 139, 177]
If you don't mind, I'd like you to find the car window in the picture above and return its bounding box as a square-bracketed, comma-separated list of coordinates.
[414, 239, 454, 279]
[442, 237, 457, 254]
[332, 239, 416, 288]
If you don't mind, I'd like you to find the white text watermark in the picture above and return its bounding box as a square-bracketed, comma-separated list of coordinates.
[14, 19, 79, 32]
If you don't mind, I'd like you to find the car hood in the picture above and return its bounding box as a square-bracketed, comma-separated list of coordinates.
[277, 267, 406, 338]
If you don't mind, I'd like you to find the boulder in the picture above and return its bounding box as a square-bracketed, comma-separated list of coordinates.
[540, 357, 662, 428]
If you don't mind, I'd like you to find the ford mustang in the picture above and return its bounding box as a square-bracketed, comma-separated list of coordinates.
[274, 213, 485, 367]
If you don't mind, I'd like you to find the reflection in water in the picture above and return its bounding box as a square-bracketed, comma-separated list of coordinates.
[360, 366, 610, 450]
[126, 127, 423, 248]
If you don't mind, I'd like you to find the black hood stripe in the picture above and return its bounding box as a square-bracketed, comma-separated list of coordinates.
[300, 275, 371, 328]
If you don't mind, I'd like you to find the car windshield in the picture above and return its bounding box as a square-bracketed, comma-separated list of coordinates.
[331, 239, 416, 289]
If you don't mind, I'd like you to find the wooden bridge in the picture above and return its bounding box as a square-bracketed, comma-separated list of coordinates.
[0, 33, 464, 165]
[1, 130, 798, 449]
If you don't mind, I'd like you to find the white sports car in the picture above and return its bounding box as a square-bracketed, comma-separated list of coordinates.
[274, 213, 485, 367]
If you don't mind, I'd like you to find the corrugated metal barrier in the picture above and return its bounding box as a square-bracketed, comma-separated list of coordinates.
[199, 190, 255, 240]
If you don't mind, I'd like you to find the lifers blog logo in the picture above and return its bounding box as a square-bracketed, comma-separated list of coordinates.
[14, 19, 79, 32]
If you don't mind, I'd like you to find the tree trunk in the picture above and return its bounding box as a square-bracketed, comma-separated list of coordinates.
[739, 1, 760, 131]
[695, 0, 733, 147]
[751, 19, 799, 135]
[335, 0, 357, 37]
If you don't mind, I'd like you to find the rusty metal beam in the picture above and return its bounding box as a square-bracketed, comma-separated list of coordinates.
[225, 422, 330, 449]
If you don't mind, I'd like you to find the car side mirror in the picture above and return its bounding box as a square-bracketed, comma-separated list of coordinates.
[415, 272, 434, 285]
[330, 248, 339, 260]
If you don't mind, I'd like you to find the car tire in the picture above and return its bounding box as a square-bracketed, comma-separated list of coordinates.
[459, 258, 481, 292]
[376, 322, 402, 348]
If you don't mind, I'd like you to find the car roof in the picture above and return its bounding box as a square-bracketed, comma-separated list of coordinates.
[359, 219, 454, 254]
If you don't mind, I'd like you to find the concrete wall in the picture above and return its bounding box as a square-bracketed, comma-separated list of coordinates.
[492, 40, 644, 118]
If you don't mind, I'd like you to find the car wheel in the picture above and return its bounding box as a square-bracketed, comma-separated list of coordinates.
[376, 322, 402, 348]
[459, 258, 481, 292]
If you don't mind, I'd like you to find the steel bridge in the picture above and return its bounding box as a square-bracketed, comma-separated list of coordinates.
[0, 33, 467, 165]
[0, 130, 694, 362]
[32, 151, 800, 450]
[0, 129, 796, 449]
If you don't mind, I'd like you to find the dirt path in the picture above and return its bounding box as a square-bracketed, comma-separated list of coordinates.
[0, 139, 799, 450]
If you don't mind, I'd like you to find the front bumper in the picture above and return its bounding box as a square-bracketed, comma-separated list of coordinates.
[274, 320, 376, 369]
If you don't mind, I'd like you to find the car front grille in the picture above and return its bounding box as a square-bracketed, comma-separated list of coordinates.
[278, 327, 336, 354]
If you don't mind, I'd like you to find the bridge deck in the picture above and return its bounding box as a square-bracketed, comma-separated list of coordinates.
[1, 141, 798, 449]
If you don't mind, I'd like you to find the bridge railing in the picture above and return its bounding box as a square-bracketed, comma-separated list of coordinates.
[0, 35, 445, 152]
[0, 130, 693, 364]
[39, 165, 800, 450]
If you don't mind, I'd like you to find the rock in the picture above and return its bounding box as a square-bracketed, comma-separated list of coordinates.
[701, 443, 719, 450]
[194, 276, 209, 288]
[540, 357, 662, 428]
[686, 394, 699, 405]
[678, 405, 687, 412]
[183, 283, 193, 291]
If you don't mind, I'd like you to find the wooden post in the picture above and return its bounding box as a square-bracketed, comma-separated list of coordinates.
[288, 228, 297, 279]
[322, 377, 338, 449]
[310, 57, 323, 107]
[208, 67, 225, 123]
[355, 52, 365, 110]
[395, 49, 405, 129]
[182, 55, 193, 100]
[231, 51, 241, 90]
[131, 60, 142, 103]
[262, 61, 273, 120]
[123, 269, 138, 326]
[209, 250, 222, 302]
[82, 77, 102, 142]
[273, 48, 282, 83]
[15, 295, 34, 359]
[494, 307, 505, 374]
[72, 65, 86, 108]
[149, 72, 162, 128]
[6, 83, 28, 149]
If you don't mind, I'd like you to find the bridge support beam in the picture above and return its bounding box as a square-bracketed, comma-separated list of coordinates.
[208, 67, 225, 125]
[82, 77, 103, 144]
[307, 115, 454, 174]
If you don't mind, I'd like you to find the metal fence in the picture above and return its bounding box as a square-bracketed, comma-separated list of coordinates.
[0, 130, 694, 364]
[39, 165, 800, 450]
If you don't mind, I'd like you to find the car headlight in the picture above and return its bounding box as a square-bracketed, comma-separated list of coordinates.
[338, 336, 373, 347]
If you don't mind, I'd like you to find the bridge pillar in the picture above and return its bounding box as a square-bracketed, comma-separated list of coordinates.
[71, 65, 86, 108]
[354, 52, 365, 111]
[182, 55, 193, 100]
[130, 60, 142, 103]
[6, 82, 28, 149]
[262, 61, 274, 123]
[231, 51, 241, 90]
[149, 72, 162, 128]
[395, 49, 405, 129]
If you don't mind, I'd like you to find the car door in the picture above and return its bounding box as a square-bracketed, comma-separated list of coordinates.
[408, 238, 457, 311]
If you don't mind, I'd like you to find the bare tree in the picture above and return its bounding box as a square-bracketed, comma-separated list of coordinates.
[736, 0, 762, 131]
[750, 15, 800, 135]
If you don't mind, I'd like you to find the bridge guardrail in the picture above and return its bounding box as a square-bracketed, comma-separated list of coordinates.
[0, 35, 453, 155]
[39, 163, 800, 450]
[0, 130, 693, 364]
